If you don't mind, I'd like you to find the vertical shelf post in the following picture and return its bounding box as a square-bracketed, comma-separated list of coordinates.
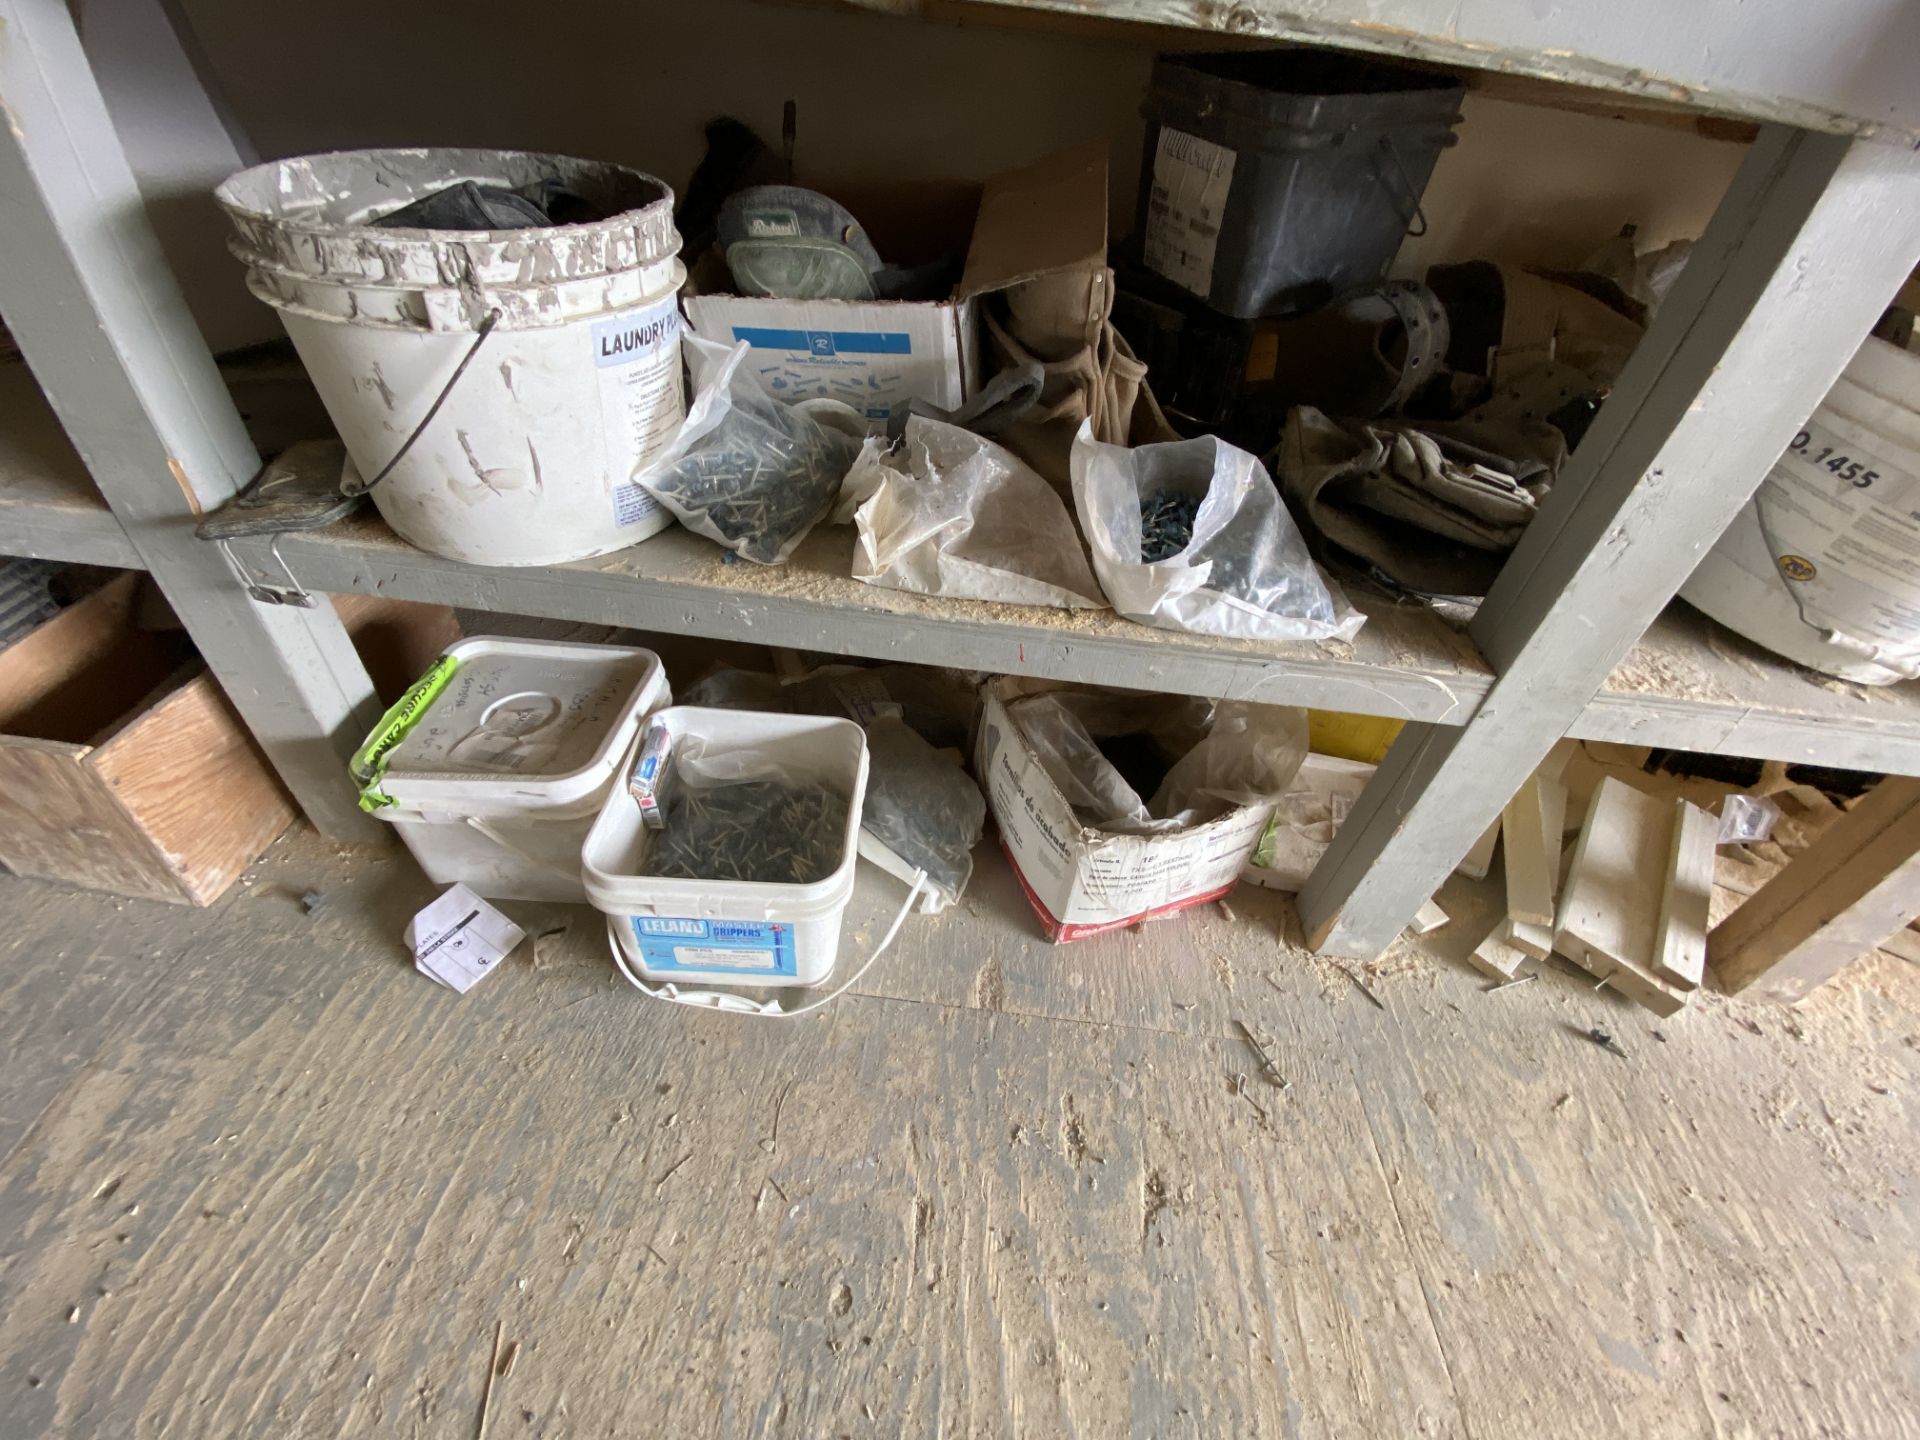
[0, 0, 382, 840]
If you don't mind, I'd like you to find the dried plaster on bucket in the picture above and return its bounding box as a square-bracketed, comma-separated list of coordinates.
[218, 148, 688, 567]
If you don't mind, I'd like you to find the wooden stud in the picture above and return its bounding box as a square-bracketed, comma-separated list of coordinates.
[1711, 778, 1920, 1004]
[1652, 801, 1717, 990]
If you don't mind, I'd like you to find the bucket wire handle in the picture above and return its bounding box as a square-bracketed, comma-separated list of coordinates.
[604, 869, 926, 1019]
[1377, 136, 1430, 238]
[1753, 489, 1920, 679]
[342, 307, 503, 497]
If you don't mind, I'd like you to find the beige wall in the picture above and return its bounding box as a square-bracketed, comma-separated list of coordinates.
[157, 0, 1745, 336]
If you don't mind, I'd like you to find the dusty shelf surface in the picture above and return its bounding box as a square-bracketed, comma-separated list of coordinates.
[233, 504, 1920, 773]
[0, 364, 137, 568]
[0, 816, 1913, 1436]
[237, 509, 1495, 722]
[1582, 602, 1920, 775]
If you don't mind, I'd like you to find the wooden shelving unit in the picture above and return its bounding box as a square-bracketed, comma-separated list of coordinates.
[3, 0, 1917, 954]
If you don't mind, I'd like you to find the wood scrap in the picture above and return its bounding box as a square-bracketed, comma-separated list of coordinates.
[1410, 899, 1449, 935]
[1711, 776, 1920, 1004]
[1502, 776, 1562, 927]
[1456, 816, 1500, 880]
[1506, 919, 1552, 960]
[1652, 801, 1716, 990]
[1539, 779, 1569, 898]
[1468, 918, 1532, 981]
[1554, 777, 1690, 1016]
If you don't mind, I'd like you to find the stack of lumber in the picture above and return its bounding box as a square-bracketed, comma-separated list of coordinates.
[1461, 749, 1717, 1015]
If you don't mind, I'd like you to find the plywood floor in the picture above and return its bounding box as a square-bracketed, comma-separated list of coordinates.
[0, 818, 1915, 1439]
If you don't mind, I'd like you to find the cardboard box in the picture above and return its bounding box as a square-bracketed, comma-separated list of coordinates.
[0, 574, 295, 906]
[684, 142, 1109, 427]
[976, 681, 1275, 942]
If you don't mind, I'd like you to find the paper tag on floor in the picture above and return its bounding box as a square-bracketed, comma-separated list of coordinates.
[407, 883, 524, 994]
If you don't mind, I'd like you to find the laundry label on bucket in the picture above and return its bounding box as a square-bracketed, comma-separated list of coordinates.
[631, 916, 797, 977]
[1143, 128, 1235, 298]
[594, 295, 687, 480]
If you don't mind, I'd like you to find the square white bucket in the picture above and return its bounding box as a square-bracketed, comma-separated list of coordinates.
[583, 707, 868, 989]
[373, 636, 669, 901]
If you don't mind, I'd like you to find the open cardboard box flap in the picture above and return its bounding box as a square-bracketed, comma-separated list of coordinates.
[959, 140, 1109, 299]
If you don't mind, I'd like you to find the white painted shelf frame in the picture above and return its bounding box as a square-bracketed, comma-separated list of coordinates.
[2, 0, 1917, 953]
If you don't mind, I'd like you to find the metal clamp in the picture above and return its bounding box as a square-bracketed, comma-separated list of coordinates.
[216, 532, 315, 608]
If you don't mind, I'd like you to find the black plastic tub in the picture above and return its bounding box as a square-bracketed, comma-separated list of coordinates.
[1136, 49, 1464, 319]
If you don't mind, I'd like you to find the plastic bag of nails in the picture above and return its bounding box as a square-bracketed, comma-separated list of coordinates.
[638, 732, 851, 885]
[1006, 688, 1307, 836]
[1069, 420, 1364, 643]
[857, 717, 987, 910]
[635, 336, 863, 564]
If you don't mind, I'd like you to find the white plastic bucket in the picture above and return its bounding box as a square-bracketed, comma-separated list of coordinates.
[1681, 335, 1920, 685]
[583, 707, 869, 989]
[216, 148, 686, 566]
[371, 636, 669, 901]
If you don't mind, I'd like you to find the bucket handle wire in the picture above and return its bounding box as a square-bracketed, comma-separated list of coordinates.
[603, 869, 926, 1019]
[1376, 135, 1431, 238]
[341, 307, 503, 497]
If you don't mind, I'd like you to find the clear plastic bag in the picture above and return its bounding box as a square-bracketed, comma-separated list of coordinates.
[636, 336, 861, 564]
[838, 417, 1106, 609]
[859, 717, 987, 909]
[1070, 420, 1364, 642]
[1006, 688, 1307, 836]
[1718, 792, 1781, 845]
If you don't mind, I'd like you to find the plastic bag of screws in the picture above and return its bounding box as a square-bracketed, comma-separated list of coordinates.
[856, 716, 986, 910]
[1070, 420, 1365, 643]
[636, 732, 852, 886]
[635, 336, 863, 565]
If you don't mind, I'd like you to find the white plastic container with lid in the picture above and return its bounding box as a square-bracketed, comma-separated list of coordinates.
[370, 636, 669, 901]
[583, 707, 868, 989]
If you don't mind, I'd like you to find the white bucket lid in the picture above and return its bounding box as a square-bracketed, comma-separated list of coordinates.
[381, 637, 666, 814]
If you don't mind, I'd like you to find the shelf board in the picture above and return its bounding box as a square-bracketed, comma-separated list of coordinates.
[0, 365, 140, 568]
[958, 0, 1918, 144]
[1577, 602, 1920, 776]
[227, 504, 1920, 774]
[229, 511, 1493, 723]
